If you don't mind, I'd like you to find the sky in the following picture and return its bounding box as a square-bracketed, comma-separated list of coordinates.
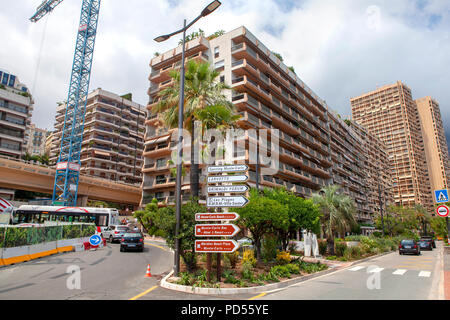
[0, 0, 449, 151]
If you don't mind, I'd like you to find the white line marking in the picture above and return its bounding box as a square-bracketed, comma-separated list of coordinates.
[368, 267, 384, 273]
[349, 266, 365, 271]
[418, 271, 431, 278]
[392, 269, 407, 275]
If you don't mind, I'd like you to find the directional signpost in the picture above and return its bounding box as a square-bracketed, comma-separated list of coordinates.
[196, 164, 249, 281]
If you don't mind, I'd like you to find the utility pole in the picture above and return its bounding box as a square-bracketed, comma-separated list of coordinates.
[378, 182, 385, 236]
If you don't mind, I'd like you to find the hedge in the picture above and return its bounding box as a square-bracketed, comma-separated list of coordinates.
[0, 224, 96, 248]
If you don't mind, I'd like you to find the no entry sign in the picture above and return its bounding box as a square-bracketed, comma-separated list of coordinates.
[195, 240, 239, 253]
[436, 205, 449, 217]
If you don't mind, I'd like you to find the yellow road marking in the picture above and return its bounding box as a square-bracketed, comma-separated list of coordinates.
[129, 286, 158, 300]
[248, 292, 267, 300]
[145, 242, 168, 252]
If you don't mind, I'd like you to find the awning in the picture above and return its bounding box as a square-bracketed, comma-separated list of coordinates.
[145, 135, 170, 146]
[94, 150, 110, 157]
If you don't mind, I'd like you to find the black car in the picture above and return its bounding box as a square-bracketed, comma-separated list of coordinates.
[418, 240, 433, 250]
[120, 233, 144, 252]
[420, 236, 436, 248]
[399, 239, 420, 255]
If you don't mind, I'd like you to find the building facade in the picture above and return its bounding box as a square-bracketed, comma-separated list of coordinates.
[416, 96, 450, 195]
[51, 88, 145, 185]
[0, 69, 33, 159]
[144, 26, 388, 226]
[25, 123, 50, 156]
[351, 81, 434, 211]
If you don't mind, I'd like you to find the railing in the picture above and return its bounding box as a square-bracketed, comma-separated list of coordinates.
[232, 59, 244, 67]
[231, 43, 244, 52]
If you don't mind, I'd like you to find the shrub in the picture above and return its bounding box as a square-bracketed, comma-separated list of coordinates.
[297, 261, 328, 273]
[241, 261, 254, 280]
[262, 234, 279, 262]
[326, 255, 337, 260]
[285, 263, 300, 274]
[318, 239, 327, 255]
[276, 251, 291, 265]
[242, 249, 257, 267]
[223, 270, 240, 285]
[177, 272, 193, 286]
[344, 246, 362, 260]
[225, 251, 239, 269]
[335, 241, 347, 257]
[270, 265, 292, 278]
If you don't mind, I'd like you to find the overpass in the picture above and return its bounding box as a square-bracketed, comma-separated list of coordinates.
[0, 157, 141, 206]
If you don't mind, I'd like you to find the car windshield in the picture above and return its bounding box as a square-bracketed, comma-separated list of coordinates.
[401, 240, 414, 245]
[124, 233, 142, 238]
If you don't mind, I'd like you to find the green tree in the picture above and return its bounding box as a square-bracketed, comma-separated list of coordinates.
[153, 60, 235, 200]
[312, 185, 357, 255]
[236, 188, 288, 261]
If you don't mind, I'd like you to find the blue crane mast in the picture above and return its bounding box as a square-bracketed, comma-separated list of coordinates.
[30, 0, 101, 206]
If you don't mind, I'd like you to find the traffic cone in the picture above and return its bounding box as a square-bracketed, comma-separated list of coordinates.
[145, 264, 152, 278]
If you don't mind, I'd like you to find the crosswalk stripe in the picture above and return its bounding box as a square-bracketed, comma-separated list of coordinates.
[392, 269, 407, 275]
[349, 266, 365, 271]
[418, 271, 431, 277]
[368, 267, 384, 273]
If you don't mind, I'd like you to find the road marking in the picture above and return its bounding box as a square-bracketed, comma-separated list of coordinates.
[145, 242, 168, 252]
[418, 271, 431, 278]
[392, 269, 407, 275]
[248, 292, 267, 300]
[129, 285, 158, 300]
[349, 266, 365, 271]
[367, 267, 384, 273]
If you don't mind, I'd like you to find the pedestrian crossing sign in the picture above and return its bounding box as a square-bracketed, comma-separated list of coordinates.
[434, 189, 449, 203]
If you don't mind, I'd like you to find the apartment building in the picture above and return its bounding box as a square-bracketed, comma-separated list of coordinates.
[51, 88, 145, 185]
[416, 97, 450, 195]
[25, 123, 50, 156]
[351, 82, 434, 211]
[0, 69, 33, 159]
[349, 120, 393, 220]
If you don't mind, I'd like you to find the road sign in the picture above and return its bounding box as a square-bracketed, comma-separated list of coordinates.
[89, 234, 102, 246]
[207, 185, 249, 194]
[436, 205, 449, 217]
[207, 175, 248, 184]
[207, 165, 248, 174]
[195, 224, 240, 237]
[434, 189, 449, 203]
[207, 196, 249, 208]
[195, 240, 240, 253]
[195, 212, 240, 221]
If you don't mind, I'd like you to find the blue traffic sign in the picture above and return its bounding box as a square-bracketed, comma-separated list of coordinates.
[89, 234, 102, 246]
[434, 189, 449, 203]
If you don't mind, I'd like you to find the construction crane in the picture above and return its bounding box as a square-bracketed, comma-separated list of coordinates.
[30, 0, 101, 206]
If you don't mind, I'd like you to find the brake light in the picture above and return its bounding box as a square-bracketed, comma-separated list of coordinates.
[121, 238, 125, 242]
[115, 231, 119, 234]
[413, 245, 417, 248]
[399, 245, 402, 249]
[139, 238, 143, 242]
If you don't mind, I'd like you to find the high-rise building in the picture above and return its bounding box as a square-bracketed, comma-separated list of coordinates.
[25, 123, 50, 156]
[51, 88, 145, 185]
[0, 69, 33, 159]
[350, 81, 433, 211]
[143, 26, 387, 225]
[416, 96, 450, 194]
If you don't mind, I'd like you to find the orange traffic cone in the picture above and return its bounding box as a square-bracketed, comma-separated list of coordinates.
[145, 264, 152, 278]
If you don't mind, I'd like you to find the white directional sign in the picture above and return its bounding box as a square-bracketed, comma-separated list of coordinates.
[434, 189, 449, 203]
[207, 196, 249, 208]
[207, 164, 248, 174]
[207, 175, 248, 184]
[207, 185, 249, 194]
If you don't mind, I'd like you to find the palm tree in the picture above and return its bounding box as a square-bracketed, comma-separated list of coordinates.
[312, 185, 357, 255]
[152, 60, 235, 200]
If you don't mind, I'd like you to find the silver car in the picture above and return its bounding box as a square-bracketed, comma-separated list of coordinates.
[103, 225, 129, 243]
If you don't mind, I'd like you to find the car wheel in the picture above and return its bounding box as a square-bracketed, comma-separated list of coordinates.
[120, 247, 124, 252]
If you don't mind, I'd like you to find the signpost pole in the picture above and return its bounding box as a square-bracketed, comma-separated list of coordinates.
[217, 252, 222, 281]
[206, 252, 212, 282]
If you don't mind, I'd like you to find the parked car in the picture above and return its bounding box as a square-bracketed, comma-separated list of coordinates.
[120, 233, 144, 252]
[102, 225, 129, 243]
[420, 236, 436, 248]
[399, 239, 421, 255]
[418, 240, 433, 251]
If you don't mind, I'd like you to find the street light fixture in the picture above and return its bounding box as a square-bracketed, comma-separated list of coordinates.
[153, 0, 222, 277]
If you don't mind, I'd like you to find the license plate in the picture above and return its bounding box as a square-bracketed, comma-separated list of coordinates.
[128, 244, 136, 247]
[405, 246, 411, 249]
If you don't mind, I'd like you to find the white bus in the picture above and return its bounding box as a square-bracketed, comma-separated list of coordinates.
[12, 205, 120, 231]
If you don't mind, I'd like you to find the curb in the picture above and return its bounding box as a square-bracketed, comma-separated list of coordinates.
[159, 250, 396, 295]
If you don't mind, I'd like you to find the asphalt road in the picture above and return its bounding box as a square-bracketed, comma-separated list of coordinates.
[0, 240, 173, 300]
[252, 242, 444, 300]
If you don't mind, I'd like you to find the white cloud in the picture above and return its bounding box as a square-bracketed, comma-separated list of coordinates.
[0, 0, 449, 137]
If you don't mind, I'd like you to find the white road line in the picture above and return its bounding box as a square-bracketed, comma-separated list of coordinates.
[349, 266, 365, 272]
[367, 267, 384, 273]
[392, 269, 407, 275]
[418, 271, 431, 278]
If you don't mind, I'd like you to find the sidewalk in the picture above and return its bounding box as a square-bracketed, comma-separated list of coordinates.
[444, 246, 450, 300]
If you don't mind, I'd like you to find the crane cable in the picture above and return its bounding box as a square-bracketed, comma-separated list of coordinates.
[31, 13, 50, 97]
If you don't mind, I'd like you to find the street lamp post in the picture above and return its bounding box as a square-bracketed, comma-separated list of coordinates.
[154, 0, 222, 277]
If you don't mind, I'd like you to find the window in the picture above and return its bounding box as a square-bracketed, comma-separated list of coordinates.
[214, 46, 220, 58]
[220, 76, 225, 83]
[156, 158, 166, 168]
[214, 59, 225, 70]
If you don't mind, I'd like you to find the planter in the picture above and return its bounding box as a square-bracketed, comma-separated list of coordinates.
[346, 241, 360, 248]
